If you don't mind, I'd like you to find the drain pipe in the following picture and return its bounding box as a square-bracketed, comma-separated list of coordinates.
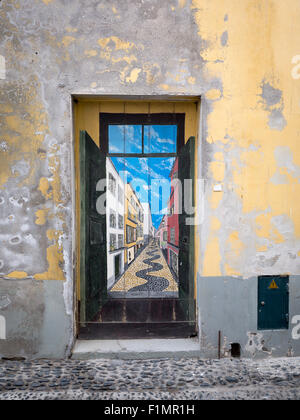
[218, 330, 221, 359]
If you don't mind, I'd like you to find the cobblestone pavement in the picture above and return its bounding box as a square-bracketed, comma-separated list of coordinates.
[0, 357, 300, 400]
[110, 241, 178, 296]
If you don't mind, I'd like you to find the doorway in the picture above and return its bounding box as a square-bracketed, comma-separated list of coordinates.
[76, 100, 199, 339]
[114, 254, 120, 279]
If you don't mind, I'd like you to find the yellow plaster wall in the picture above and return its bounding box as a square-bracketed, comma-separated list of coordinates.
[192, 0, 300, 277]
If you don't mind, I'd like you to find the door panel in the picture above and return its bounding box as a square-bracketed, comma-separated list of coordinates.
[178, 137, 196, 322]
[80, 130, 107, 323]
[258, 275, 289, 330]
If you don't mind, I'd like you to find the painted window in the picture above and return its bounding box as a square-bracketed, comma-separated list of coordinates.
[126, 225, 136, 244]
[109, 125, 142, 154]
[109, 173, 116, 195]
[170, 203, 175, 215]
[144, 125, 177, 154]
[170, 227, 175, 244]
[170, 250, 179, 278]
[109, 210, 116, 228]
[118, 234, 124, 248]
[110, 233, 116, 251]
[118, 214, 124, 229]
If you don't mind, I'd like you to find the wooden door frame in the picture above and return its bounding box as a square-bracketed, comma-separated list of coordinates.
[72, 96, 202, 339]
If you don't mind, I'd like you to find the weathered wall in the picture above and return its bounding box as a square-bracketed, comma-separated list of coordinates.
[0, 0, 299, 358]
[198, 276, 300, 358]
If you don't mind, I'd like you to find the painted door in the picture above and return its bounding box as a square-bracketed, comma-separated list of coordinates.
[115, 254, 120, 278]
[80, 130, 107, 323]
[79, 115, 196, 338]
[258, 275, 289, 330]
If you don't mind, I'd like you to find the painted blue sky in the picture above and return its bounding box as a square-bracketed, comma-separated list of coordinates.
[109, 124, 177, 229]
[111, 156, 175, 229]
[108, 124, 177, 154]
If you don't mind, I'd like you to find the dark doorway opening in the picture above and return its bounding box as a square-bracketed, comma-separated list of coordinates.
[231, 343, 241, 358]
[114, 254, 120, 278]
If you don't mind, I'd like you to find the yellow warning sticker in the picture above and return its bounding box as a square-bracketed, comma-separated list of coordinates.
[269, 279, 279, 289]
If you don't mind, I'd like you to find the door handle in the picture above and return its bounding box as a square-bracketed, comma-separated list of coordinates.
[261, 301, 265, 306]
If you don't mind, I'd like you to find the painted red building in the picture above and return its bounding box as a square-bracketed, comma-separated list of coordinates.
[166, 158, 179, 280]
[155, 214, 168, 260]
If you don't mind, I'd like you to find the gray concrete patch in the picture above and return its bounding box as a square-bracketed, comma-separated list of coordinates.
[221, 31, 228, 47]
[261, 82, 282, 107]
[0, 280, 72, 359]
[198, 276, 300, 358]
[268, 109, 287, 131]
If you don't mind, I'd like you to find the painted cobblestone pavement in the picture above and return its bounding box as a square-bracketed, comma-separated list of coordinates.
[0, 357, 300, 400]
[110, 242, 178, 296]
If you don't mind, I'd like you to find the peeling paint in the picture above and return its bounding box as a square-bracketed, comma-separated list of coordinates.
[84, 50, 98, 58]
[192, 0, 300, 278]
[245, 332, 272, 356]
[220, 31, 228, 47]
[291, 55, 300, 80]
[6, 271, 29, 279]
[0, 295, 11, 309]
[124, 67, 141, 84]
[35, 209, 49, 226]
[261, 82, 282, 107]
[268, 109, 287, 131]
[34, 230, 65, 281]
[60, 36, 76, 48]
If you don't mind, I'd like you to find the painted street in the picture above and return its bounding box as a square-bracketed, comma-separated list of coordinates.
[0, 357, 300, 400]
[110, 241, 178, 296]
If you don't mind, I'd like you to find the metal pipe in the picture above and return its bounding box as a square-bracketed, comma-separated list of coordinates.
[218, 330, 221, 359]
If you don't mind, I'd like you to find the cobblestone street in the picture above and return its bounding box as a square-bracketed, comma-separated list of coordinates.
[110, 242, 178, 296]
[0, 357, 299, 400]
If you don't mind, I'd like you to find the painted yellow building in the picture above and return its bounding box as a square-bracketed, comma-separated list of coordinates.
[124, 183, 142, 266]
[136, 200, 144, 251]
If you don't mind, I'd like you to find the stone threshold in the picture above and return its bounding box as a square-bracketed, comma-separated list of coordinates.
[72, 338, 200, 360]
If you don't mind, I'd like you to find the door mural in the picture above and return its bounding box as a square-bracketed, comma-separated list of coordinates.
[79, 113, 196, 338]
[107, 156, 179, 299]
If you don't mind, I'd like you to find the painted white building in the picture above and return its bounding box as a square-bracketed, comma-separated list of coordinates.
[141, 202, 154, 244]
[106, 158, 125, 289]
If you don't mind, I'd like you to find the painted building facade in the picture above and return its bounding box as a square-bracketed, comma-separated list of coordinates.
[166, 158, 180, 280]
[124, 183, 144, 266]
[106, 158, 125, 289]
[141, 202, 154, 245]
[136, 199, 144, 252]
[0, 0, 299, 359]
[156, 215, 168, 258]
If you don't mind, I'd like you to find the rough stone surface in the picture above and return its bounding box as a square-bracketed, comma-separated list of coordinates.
[0, 357, 299, 400]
